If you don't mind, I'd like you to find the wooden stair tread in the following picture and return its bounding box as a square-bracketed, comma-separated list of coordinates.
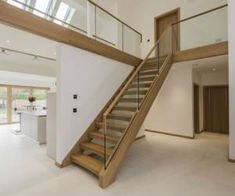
[124, 89, 148, 95]
[113, 105, 137, 112]
[138, 75, 156, 78]
[134, 76, 155, 82]
[71, 154, 103, 175]
[119, 97, 143, 103]
[129, 83, 152, 88]
[89, 131, 120, 144]
[140, 71, 158, 76]
[132, 81, 152, 84]
[96, 122, 127, 132]
[108, 113, 133, 121]
[128, 87, 149, 91]
[140, 68, 158, 73]
[81, 142, 112, 157]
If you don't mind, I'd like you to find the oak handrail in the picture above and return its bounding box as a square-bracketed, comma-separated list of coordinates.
[172, 4, 227, 25]
[103, 26, 172, 118]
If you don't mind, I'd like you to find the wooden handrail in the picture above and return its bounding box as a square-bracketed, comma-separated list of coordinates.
[103, 26, 172, 117]
[172, 4, 228, 25]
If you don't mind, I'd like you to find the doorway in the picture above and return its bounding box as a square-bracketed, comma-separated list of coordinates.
[194, 84, 200, 134]
[203, 85, 229, 134]
[154, 8, 180, 52]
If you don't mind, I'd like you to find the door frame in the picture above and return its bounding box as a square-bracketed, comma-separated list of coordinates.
[193, 83, 200, 134]
[154, 8, 181, 50]
[203, 85, 229, 134]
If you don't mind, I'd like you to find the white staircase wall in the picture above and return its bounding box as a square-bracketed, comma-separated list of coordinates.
[56, 43, 134, 164]
[144, 63, 194, 138]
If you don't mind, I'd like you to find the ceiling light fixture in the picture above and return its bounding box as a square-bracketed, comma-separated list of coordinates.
[212, 68, 216, 72]
[0, 48, 9, 55]
[32, 56, 40, 61]
[5, 40, 10, 43]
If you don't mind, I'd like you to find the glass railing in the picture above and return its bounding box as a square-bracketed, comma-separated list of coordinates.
[3, 0, 142, 58]
[103, 27, 173, 169]
[172, 4, 228, 52]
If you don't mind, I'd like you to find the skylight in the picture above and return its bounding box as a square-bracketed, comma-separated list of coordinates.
[55, 2, 70, 25]
[7, 0, 26, 9]
[33, 0, 51, 17]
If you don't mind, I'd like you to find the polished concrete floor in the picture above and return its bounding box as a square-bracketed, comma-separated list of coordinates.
[0, 124, 235, 196]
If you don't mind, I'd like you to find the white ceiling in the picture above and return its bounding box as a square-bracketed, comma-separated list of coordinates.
[0, 23, 57, 77]
[191, 55, 228, 73]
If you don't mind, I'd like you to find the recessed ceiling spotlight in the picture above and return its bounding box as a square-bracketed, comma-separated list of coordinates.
[212, 68, 216, 72]
[32, 56, 40, 61]
[0, 48, 9, 55]
[5, 40, 10, 43]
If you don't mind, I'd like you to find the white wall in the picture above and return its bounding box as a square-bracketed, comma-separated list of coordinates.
[117, 0, 227, 57]
[47, 93, 57, 160]
[201, 71, 228, 86]
[56, 43, 133, 164]
[0, 71, 56, 91]
[228, 0, 235, 160]
[144, 63, 194, 138]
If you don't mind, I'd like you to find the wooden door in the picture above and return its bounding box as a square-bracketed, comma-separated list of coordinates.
[194, 84, 200, 134]
[204, 86, 229, 134]
[155, 8, 180, 53]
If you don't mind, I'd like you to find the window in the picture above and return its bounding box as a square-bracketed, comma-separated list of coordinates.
[12, 88, 31, 122]
[32, 89, 47, 110]
[7, 0, 26, 9]
[0, 87, 8, 124]
[0, 85, 48, 124]
[33, 0, 51, 17]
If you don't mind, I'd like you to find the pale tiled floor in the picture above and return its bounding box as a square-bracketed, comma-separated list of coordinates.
[0, 124, 235, 196]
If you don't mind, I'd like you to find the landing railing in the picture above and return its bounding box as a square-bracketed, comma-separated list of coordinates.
[172, 4, 228, 52]
[2, 0, 142, 58]
[103, 26, 173, 169]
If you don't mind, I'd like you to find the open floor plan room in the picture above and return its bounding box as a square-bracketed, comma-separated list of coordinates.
[0, 0, 235, 194]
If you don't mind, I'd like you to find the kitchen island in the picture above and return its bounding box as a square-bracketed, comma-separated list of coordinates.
[21, 111, 47, 144]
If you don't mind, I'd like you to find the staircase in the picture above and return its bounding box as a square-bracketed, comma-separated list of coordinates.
[67, 27, 173, 188]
